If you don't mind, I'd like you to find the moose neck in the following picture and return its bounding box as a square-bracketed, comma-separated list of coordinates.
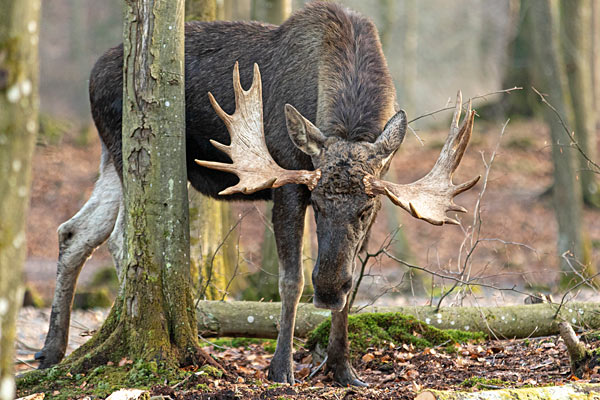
[313, 6, 397, 143]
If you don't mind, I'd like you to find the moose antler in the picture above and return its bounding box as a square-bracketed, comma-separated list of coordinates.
[363, 91, 480, 225]
[195, 62, 321, 195]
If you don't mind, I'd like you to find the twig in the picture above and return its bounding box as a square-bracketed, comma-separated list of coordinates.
[408, 87, 522, 124]
[308, 355, 328, 379]
[531, 86, 600, 173]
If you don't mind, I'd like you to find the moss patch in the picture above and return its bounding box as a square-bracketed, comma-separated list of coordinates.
[307, 312, 485, 354]
[16, 360, 191, 400]
[460, 376, 510, 389]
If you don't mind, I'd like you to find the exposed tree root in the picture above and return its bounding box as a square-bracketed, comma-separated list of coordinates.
[559, 322, 600, 378]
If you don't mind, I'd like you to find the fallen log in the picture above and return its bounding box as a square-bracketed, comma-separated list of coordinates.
[196, 300, 600, 339]
[415, 383, 600, 399]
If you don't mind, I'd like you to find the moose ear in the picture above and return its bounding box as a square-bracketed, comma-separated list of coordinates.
[285, 104, 326, 157]
[374, 109, 407, 160]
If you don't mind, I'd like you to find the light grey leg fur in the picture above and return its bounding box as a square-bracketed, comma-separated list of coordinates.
[36, 144, 122, 368]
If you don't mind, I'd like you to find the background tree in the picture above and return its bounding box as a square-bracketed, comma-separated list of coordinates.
[243, 0, 317, 302]
[61, 0, 208, 370]
[527, 0, 585, 275]
[559, 0, 600, 207]
[251, 0, 292, 24]
[186, 0, 240, 301]
[0, 0, 41, 398]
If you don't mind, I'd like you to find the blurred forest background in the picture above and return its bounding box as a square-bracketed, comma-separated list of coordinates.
[24, 0, 600, 311]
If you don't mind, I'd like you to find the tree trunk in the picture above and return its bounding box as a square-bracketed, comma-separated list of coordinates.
[592, 0, 600, 124]
[251, 0, 291, 24]
[247, 0, 315, 302]
[415, 383, 600, 400]
[195, 300, 600, 340]
[185, 0, 216, 21]
[186, 0, 240, 301]
[527, 0, 584, 275]
[560, 0, 600, 207]
[400, 0, 417, 116]
[0, 0, 40, 398]
[189, 190, 240, 300]
[63, 0, 208, 371]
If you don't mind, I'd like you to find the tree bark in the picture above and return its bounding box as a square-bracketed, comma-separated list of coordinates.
[0, 0, 40, 398]
[415, 383, 600, 400]
[63, 0, 209, 371]
[527, 0, 584, 274]
[195, 300, 600, 340]
[251, 0, 291, 24]
[560, 0, 600, 207]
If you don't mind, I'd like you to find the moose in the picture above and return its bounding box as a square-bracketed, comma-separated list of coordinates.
[36, 2, 478, 386]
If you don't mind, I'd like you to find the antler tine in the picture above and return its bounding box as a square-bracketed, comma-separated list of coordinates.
[195, 63, 321, 196]
[363, 90, 480, 226]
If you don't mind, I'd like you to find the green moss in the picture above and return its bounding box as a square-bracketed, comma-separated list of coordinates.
[307, 312, 485, 355]
[16, 359, 191, 399]
[460, 376, 510, 389]
[199, 365, 223, 378]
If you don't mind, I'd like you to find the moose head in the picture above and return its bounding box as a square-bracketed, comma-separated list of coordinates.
[196, 63, 479, 311]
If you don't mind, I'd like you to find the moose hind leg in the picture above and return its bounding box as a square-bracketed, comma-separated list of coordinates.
[267, 186, 310, 384]
[327, 300, 368, 386]
[35, 146, 122, 368]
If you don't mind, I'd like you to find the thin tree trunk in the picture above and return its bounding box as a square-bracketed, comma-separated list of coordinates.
[560, 0, 600, 207]
[400, 0, 417, 116]
[62, 0, 209, 371]
[592, 0, 600, 124]
[186, 0, 216, 21]
[528, 0, 584, 275]
[186, 0, 240, 301]
[249, 0, 314, 301]
[0, 0, 41, 398]
[251, 0, 291, 24]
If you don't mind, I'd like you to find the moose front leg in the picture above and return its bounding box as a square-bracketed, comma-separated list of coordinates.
[268, 185, 310, 384]
[326, 300, 368, 387]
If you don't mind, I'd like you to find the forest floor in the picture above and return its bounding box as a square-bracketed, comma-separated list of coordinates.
[14, 305, 598, 399]
[17, 117, 600, 398]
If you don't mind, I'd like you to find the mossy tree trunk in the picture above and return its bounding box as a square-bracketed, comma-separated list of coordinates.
[186, 0, 240, 301]
[560, 0, 600, 207]
[0, 0, 41, 398]
[527, 0, 584, 276]
[63, 0, 206, 371]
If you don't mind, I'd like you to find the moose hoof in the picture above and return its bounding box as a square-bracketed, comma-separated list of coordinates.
[34, 348, 64, 369]
[267, 356, 296, 384]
